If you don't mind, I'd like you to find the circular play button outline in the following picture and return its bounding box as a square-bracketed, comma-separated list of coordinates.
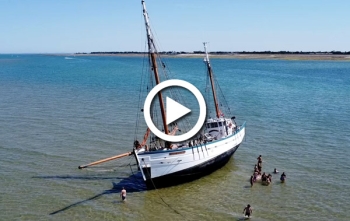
[144, 79, 206, 143]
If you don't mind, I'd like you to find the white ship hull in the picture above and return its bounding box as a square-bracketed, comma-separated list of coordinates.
[135, 123, 245, 188]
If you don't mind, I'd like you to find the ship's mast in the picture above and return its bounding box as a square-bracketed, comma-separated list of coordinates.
[203, 42, 220, 118]
[142, 0, 169, 134]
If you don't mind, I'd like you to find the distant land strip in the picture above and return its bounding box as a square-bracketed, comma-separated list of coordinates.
[71, 51, 350, 60]
[78, 50, 350, 55]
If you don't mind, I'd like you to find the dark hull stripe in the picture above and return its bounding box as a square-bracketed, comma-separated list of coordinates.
[145, 144, 240, 189]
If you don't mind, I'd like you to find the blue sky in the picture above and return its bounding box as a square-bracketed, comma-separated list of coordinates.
[1, 0, 349, 53]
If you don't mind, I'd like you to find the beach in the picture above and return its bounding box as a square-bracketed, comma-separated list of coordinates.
[63, 52, 350, 61]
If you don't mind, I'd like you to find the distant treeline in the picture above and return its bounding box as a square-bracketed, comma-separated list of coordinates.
[210, 51, 350, 55]
[76, 51, 350, 55]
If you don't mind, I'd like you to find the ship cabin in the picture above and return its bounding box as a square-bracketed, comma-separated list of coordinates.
[205, 117, 237, 141]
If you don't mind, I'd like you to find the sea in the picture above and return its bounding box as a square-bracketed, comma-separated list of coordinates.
[1, 54, 349, 221]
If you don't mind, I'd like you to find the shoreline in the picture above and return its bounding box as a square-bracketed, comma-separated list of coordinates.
[54, 53, 350, 61]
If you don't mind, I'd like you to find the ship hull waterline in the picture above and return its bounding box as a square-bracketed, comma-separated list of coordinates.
[141, 144, 240, 189]
[134, 124, 245, 189]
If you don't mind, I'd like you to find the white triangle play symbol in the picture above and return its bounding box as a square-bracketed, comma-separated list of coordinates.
[166, 97, 191, 125]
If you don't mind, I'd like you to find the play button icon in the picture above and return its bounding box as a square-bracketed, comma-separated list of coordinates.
[166, 97, 191, 125]
[144, 79, 206, 143]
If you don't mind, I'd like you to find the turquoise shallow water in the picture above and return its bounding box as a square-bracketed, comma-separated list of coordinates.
[1, 54, 350, 220]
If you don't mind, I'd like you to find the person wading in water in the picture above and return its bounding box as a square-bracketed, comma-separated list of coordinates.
[120, 187, 126, 201]
[243, 204, 253, 218]
[257, 155, 262, 172]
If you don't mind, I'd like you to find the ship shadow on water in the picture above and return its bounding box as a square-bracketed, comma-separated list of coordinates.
[32, 171, 147, 215]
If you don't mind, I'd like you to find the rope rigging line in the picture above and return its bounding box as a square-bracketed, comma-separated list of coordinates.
[128, 162, 146, 188]
[204, 60, 232, 118]
[134, 42, 149, 140]
[215, 77, 232, 116]
[141, 8, 200, 138]
[205, 63, 212, 117]
[147, 21, 195, 134]
[140, 159, 184, 217]
[135, 2, 151, 140]
[154, 53, 194, 134]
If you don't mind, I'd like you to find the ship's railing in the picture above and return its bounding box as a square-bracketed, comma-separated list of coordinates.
[233, 121, 246, 135]
[138, 121, 246, 155]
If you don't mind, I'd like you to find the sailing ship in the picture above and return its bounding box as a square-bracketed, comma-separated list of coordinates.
[79, 0, 246, 189]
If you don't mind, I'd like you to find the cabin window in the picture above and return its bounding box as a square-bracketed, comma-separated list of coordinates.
[218, 122, 222, 126]
[207, 123, 211, 128]
[210, 122, 218, 128]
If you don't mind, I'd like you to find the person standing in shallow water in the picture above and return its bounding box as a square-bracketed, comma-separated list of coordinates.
[120, 187, 126, 201]
[257, 155, 262, 172]
[280, 172, 286, 183]
[257, 155, 262, 163]
[250, 175, 254, 187]
[243, 204, 253, 218]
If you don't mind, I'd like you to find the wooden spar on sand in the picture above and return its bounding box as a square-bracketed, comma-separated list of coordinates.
[78, 152, 133, 169]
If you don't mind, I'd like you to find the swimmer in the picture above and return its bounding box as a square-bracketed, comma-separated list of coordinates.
[273, 168, 279, 174]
